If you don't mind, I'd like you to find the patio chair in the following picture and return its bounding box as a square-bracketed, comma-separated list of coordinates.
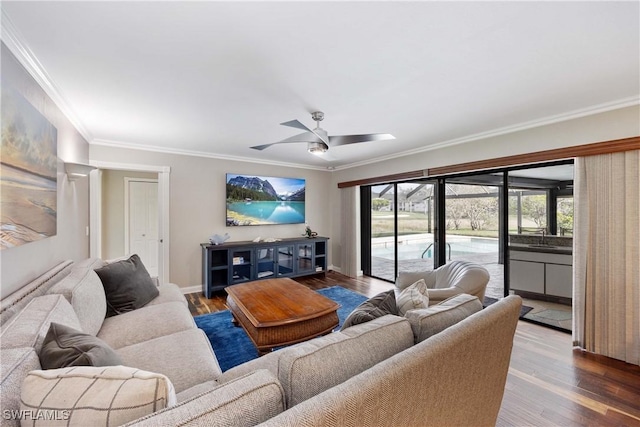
[395, 260, 490, 305]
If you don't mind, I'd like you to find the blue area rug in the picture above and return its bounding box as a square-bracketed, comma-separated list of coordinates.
[194, 286, 368, 372]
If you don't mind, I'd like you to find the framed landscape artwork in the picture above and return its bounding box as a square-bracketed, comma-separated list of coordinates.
[226, 174, 305, 226]
[0, 81, 58, 249]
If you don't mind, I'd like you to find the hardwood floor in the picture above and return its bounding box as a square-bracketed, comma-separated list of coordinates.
[187, 271, 640, 426]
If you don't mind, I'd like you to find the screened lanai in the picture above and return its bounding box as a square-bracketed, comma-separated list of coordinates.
[366, 163, 575, 303]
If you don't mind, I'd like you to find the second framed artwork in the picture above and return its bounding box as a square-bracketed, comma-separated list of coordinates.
[226, 174, 305, 226]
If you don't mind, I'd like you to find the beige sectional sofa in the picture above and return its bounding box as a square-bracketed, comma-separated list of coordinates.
[1, 258, 522, 426]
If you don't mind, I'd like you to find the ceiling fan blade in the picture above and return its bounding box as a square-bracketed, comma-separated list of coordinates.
[281, 119, 330, 145]
[250, 143, 278, 151]
[329, 133, 395, 147]
[250, 132, 322, 150]
[281, 119, 314, 132]
[278, 131, 322, 144]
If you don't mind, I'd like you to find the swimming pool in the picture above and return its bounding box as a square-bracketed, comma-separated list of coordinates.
[372, 235, 498, 260]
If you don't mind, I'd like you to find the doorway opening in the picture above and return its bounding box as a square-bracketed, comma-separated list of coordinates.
[89, 161, 170, 284]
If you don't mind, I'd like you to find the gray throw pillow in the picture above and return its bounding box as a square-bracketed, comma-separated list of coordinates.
[39, 322, 123, 369]
[95, 254, 159, 317]
[341, 290, 397, 330]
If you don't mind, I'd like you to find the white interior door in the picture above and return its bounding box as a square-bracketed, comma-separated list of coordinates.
[127, 180, 159, 277]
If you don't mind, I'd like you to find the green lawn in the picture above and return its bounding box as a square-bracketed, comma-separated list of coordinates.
[371, 210, 536, 239]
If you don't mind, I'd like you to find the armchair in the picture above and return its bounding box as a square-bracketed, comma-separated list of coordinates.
[395, 260, 489, 305]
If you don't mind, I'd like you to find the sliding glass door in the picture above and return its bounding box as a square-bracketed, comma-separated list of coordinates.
[370, 184, 395, 280]
[444, 175, 503, 298]
[367, 180, 435, 281]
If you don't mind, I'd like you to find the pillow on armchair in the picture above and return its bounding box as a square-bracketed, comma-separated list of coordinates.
[341, 290, 397, 330]
[395, 279, 429, 316]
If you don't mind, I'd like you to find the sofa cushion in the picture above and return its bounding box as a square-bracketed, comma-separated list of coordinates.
[95, 254, 159, 317]
[144, 283, 188, 308]
[395, 279, 429, 316]
[404, 293, 483, 343]
[277, 314, 413, 408]
[97, 301, 195, 349]
[340, 289, 397, 330]
[1, 347, 41, 427]
[175, 379, 219, 402]
[117, 329, 222, 393]
[74, 257, 107, 271]
[48, 266, 107, 336]
[39, 322, 122, 369]
[0, 295, 81, 351]
[127, 370, 284, 427]
[21, 365, 176, 427]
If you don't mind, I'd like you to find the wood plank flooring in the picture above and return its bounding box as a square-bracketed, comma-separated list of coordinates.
[186, 271, 640, 427]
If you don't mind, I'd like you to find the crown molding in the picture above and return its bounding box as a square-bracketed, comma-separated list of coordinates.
[90, 139, 331, 172]
[1, 9, 93, 143]
[332, 96, 640, 171]
[93, 94, 638, 174]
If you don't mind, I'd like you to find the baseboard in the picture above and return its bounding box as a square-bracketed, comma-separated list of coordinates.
[180, 285, 201, 295]
[327, 266, 364, 277]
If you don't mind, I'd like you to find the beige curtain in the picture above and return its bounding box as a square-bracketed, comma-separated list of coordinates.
[340, 186, 360, 278]
[573, 150, 640, 365]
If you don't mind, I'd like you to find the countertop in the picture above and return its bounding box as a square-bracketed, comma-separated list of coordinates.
[509, 243, 572, 255]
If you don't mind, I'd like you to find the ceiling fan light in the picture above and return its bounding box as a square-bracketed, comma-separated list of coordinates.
[308, 141, 328, 155]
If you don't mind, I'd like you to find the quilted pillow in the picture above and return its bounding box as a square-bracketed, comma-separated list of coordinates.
[39, 322, 122, 369]
[341, 290, 397, 330]
[396, 279, 429, 316]
[21, 366, 176, 426]
[95, 254, 159, 317]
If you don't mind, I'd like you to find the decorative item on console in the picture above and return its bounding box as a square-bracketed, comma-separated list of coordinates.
[303, 225, 318, 238]
[209, 233, 230, 245]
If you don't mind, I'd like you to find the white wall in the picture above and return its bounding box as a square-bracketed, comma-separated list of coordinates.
[0, 43, 90, 296]
[89, 145, 332, 289]
[329, 105, 640, 271]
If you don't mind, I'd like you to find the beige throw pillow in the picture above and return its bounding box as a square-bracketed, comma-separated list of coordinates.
[396, 279, 429, 316]
[21, 365, 176, 426]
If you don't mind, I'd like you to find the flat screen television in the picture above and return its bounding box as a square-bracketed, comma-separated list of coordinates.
[226, 174, 305, 226]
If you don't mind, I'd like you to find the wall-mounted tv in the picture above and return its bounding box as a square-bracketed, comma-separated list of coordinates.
[226, 174, 305, 226]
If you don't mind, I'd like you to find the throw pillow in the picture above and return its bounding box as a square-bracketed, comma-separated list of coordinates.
[95, 254, 159, 317]
[396, 279, 429, 316]
[21, 366, 176, 426]
[39, 322, 122, 369]
[341, 290, 397, 330]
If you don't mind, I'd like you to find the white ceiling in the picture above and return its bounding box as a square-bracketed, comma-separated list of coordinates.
[2, 1, 639, 170]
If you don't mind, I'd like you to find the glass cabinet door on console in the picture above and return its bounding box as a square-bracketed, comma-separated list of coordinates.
[256, 248, 275, 279]
[276, 245, 295, 276]
[201, 237, 328, 297]
[231, 248, 252, 283]
[297, 243, 314, 274]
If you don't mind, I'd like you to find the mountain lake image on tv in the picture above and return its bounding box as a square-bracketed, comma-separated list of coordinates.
[226, 174, 305, 226]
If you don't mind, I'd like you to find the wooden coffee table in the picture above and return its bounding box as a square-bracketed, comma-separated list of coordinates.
[225, 278, 340, 355]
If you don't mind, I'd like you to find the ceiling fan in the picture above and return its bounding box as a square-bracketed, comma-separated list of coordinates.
[250, 111, 395, 156]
